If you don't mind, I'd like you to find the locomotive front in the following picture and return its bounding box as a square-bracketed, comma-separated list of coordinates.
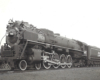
[6, 20, 22, 47]
[0, 20, 45, 70]
[1, 20, 24, 58]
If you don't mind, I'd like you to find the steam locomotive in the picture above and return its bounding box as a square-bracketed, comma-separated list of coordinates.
[0, 19, 100, 71]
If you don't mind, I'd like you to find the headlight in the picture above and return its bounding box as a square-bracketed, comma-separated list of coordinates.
[9, 32, 14, 36]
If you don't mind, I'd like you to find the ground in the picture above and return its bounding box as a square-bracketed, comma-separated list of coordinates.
[0, 67, 100, 80]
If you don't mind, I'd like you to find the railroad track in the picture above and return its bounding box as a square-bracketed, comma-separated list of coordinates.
[0, 66, 100, 75]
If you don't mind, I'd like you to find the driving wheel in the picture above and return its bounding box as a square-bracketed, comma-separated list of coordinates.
[60, 54, 66, 68]
[66, 55, 72, 68]
[43, 61, 51, 69]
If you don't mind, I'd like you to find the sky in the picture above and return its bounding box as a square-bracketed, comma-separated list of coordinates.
[0, 0, 100, 47]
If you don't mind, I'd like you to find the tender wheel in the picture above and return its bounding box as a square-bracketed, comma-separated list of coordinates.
[43, 61, 51, 69]
[19, 60, 27, 71]
[60, 54, 66, 68]
[35, 63, 41, 70]
[66, 55, 72, 68]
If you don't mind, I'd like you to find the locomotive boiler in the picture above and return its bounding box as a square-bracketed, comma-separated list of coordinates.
[0, 19, 99, 71]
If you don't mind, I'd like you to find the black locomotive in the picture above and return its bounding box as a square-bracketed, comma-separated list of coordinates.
[0, 19, 100, 71]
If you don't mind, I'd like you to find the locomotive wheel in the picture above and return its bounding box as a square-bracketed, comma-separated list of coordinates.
[19, 60, 27, 71]
[53, 64, 59, 69]
[60, 54, 66, 68]
[66, 55, 72, 68]
[53, 52, 60, 69]
[43, 61, 51, 69]
[35, 63, 41, 70]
